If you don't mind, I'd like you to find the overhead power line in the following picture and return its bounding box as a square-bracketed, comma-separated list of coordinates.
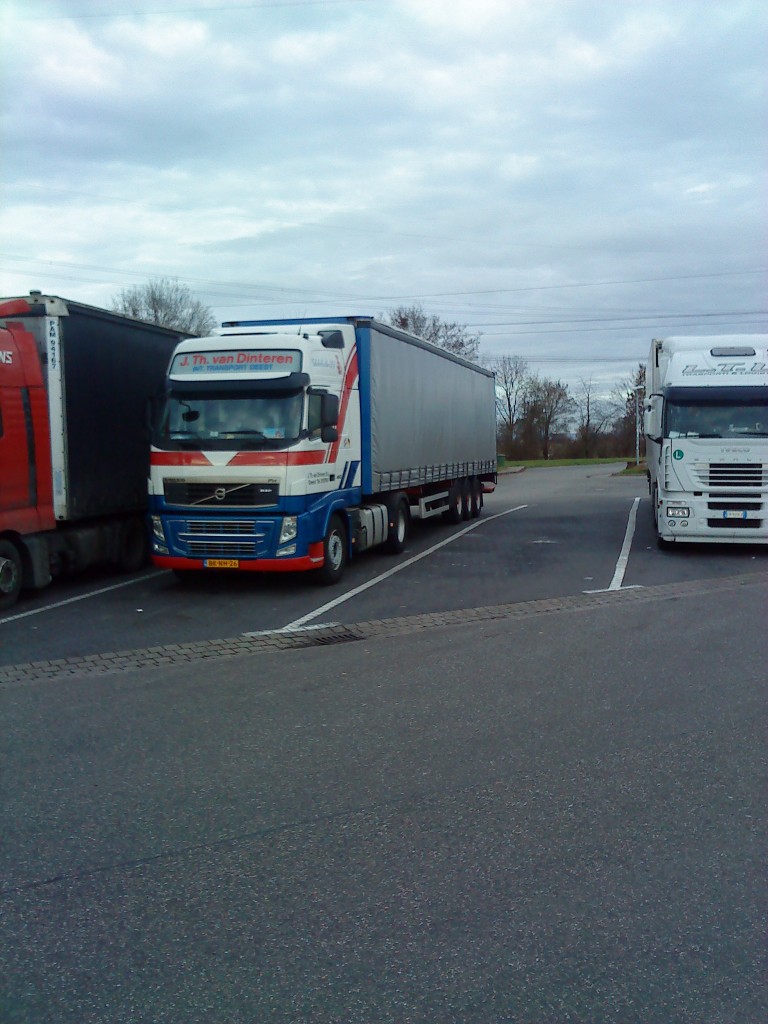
[11, 0, 372, 20]
[1, 252, 765, 306]
[467, 310, 768, 329]
[478, 318, 767, 337]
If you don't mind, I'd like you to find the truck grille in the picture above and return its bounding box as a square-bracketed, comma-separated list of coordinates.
[177, 517, 273, 559]
[164, 480, 278, 508]
[691, 463, 767, 488]
[187, 540, 258, 557]
[186, 520, 256, 535]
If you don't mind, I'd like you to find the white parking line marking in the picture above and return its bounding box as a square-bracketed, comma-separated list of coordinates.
[248, 504, 530, 635]
[584, 497, 643, 593]
[0, 571, 165, 626]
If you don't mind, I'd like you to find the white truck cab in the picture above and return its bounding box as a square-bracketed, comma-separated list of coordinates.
[645, 335, 768, 545]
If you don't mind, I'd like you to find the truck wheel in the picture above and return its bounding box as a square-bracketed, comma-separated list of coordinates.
[316, 515, 347, 585]
[384, 494, 410, 554]
[443, 481, 464, 524]
[0, 539, 23, 611]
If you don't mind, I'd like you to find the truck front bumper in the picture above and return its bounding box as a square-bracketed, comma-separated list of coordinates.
[150, 508, 329, 568]
[658, 494, 768, 543]
[153, 542, 325, 573]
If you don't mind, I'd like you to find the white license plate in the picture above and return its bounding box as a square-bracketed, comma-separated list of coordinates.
[722, 511, 747, 520]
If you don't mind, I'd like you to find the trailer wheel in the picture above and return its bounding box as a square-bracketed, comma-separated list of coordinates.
[470, 478, 482, 518]
[316, 515, 347, 585]
[115, 518, 149, 574]
[461, 479, 472, 521]
[443, 481, 464, 524]
[384, 494, 410, 554]
[0, 539, 23, 611]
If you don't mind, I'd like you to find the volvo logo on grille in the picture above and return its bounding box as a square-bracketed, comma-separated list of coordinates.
[214, 487, 228, 501]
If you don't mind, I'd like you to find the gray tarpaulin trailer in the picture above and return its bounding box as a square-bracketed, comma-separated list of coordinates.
[359, 318, 497, 492]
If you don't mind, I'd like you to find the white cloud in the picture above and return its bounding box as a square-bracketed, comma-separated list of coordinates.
[1, 0, 765, 394]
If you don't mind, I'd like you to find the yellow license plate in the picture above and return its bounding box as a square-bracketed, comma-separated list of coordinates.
[205, 558, 240, 569]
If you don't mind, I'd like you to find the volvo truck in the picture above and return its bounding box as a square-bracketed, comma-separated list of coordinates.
[149, 315, 497, 583]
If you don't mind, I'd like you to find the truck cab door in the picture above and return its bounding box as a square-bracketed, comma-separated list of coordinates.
[0, 324, 53, 531]
[0, 329, 33, 519]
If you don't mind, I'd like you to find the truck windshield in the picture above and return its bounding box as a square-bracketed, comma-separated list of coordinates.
[157, 390, 304, 450]
[665, 399, 768, 439]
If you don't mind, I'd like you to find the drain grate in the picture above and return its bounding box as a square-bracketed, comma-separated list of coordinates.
[272, 625, 366, 649]
[308, 628, 365, 646]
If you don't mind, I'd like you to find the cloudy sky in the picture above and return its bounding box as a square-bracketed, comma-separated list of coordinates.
[1, 0, 765, 393]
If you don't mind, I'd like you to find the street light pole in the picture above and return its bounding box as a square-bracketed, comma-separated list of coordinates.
[634, 385, 645, 465]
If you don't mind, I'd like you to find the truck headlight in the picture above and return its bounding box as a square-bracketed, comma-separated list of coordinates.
[666, 505, 690, 518]
[151, 515, 166, 542]
[279, 516, 298, 545]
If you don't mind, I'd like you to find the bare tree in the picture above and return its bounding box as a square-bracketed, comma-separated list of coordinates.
[484, 353, 530, 450]
[573, 377, 613, 457]
[520, 375, 575, 459]
[384, 303, 481, 362]
[112, 277, 216, 335]
[488, 354, 529, 431]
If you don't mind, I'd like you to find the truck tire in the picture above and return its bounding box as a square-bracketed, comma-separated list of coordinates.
[384, 494, 410, 554]
[461, 479, 472, 521]
[470, 477, 482, 518]
[0, 539, 23, 611]
[443, 481, 464, 524]
[316, 515, 347, 585]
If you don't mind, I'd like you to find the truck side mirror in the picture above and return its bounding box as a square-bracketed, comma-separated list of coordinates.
[644, 395, 662, 443]
[320, 392, 339, 427]
[319, 330, 344, 349]
[320, 393, 339, 443]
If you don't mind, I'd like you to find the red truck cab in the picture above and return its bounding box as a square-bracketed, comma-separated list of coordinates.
[0, 315, 56, 606]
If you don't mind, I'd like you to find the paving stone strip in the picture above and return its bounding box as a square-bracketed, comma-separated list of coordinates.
[2, 571, 766, 684]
